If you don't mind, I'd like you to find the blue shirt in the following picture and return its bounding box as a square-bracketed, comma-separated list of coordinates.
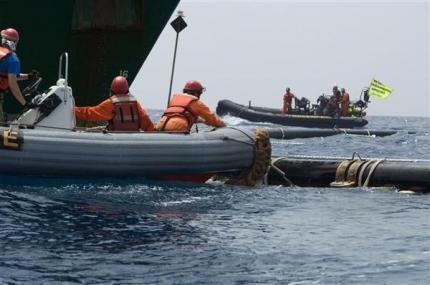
[0, 53, 21, 76]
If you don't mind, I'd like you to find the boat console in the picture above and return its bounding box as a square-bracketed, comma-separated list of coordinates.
[14, 53, 76, 130]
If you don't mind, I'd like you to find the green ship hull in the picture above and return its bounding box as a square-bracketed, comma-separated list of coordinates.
[0, 0, 179, 113]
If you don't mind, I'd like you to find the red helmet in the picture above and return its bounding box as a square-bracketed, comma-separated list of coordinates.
[183, 80, 205, 95]
[111, 76, 129, 95]
[1, 28, 19, 42]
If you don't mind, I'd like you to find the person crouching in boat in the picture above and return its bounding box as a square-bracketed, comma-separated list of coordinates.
[156, 80, 224, 132]
[74, 76, 155, 132]
[314, 94, 329, 115]
[0, 28, 38, 122]
[323, 86, 341, 117]
[282, 87, 296, 114]
[340, 88, 350, 117]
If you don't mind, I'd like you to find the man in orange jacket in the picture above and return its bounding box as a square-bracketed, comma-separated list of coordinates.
[75, 76, 155, 131]
[282, 87, 296, 114]
[340, 88, 350, 117]
[156, 80, 224, 132]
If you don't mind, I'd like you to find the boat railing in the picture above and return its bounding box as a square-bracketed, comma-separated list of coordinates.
[58, 52, 69, 87]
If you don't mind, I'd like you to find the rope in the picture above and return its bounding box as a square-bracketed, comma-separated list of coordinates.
[361, 159, 386, 187]
[357, 160, 374, 187]
[351, 152, 362, 160]
[264, 156, 284, 186]
[2, 122, 75, 132]
[224, 128, 272, 186]
[330, 160, 357, 187]
[338, 128, 347, 135]
[265, 157, 295, 187]
[225, 126, 256, 141]
[331, 158, 387, 188]
[280, 128, 287, 139]
[280, 154, 430, 163]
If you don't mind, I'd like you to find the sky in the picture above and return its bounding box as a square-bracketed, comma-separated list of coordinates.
[131, 0, 429, 117]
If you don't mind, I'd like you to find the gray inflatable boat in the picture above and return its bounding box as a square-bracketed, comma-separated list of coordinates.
[0, 54, 269, 183]
[0, 127, 258, 179]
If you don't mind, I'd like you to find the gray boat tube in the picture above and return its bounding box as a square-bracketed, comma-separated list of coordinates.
[267, 155, 430, 192]
[0, 127, 261, 179]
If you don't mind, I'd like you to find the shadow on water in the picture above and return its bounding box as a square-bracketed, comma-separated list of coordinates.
[0, 176, 236, 254]
[1, 174, 429, 284]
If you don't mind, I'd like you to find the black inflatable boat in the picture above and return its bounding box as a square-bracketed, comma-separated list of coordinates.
[216, 100, 368, 128]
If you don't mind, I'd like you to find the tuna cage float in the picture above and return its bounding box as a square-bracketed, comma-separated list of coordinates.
[264, 127, 415, 140]
[216, 100, 368, 129]
[265, 154, 430, 193]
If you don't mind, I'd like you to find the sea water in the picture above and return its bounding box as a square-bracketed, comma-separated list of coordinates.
[0, 114, 429, 284]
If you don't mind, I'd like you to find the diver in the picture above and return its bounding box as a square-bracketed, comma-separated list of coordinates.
[0, 28, 38, 122]
[75, 76, 155, 131]
[156, 80, 224, 132]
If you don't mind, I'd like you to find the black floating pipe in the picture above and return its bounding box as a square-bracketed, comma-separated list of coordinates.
[267, 156, 430, 191]
[265, 128, 416, 139]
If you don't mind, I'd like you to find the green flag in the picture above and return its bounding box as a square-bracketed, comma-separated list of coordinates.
[369, 78, 394, 99]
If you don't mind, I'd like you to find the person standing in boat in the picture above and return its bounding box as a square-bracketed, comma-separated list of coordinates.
[340, 88, 351, 117]
[156, 80, 224, 132]
[282, 87, 296, 114]
[74, 76, 155, 132]
[0, 28, 37, 122]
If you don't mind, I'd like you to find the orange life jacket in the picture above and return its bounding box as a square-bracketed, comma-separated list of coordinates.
[340, 93, 350, 117]
[282, 92, 295, 113]
[0, 47, 12, 90]
[159, 94, 199, 130]
[107, 94, 140, 131]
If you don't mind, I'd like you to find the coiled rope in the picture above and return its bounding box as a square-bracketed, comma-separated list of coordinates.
[224, 128, 272, 186]
[330, 157, 387, 188]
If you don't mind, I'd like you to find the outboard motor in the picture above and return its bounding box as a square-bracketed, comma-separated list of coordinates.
[349, 87, 371, 117]
[363, 88, 370, 103]
[295, 96, 311, 114]
[14, 53, 75, 130]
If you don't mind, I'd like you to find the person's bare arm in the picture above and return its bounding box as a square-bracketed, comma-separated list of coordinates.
[17, 73, 29, 81]
[8, 73, 26, 105]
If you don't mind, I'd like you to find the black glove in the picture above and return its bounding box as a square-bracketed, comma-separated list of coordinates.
[24, 101, 38, 109]
[28, 70, 40, 80]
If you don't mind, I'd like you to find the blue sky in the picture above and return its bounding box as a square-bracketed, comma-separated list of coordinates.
[132, 0, 429, 117]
